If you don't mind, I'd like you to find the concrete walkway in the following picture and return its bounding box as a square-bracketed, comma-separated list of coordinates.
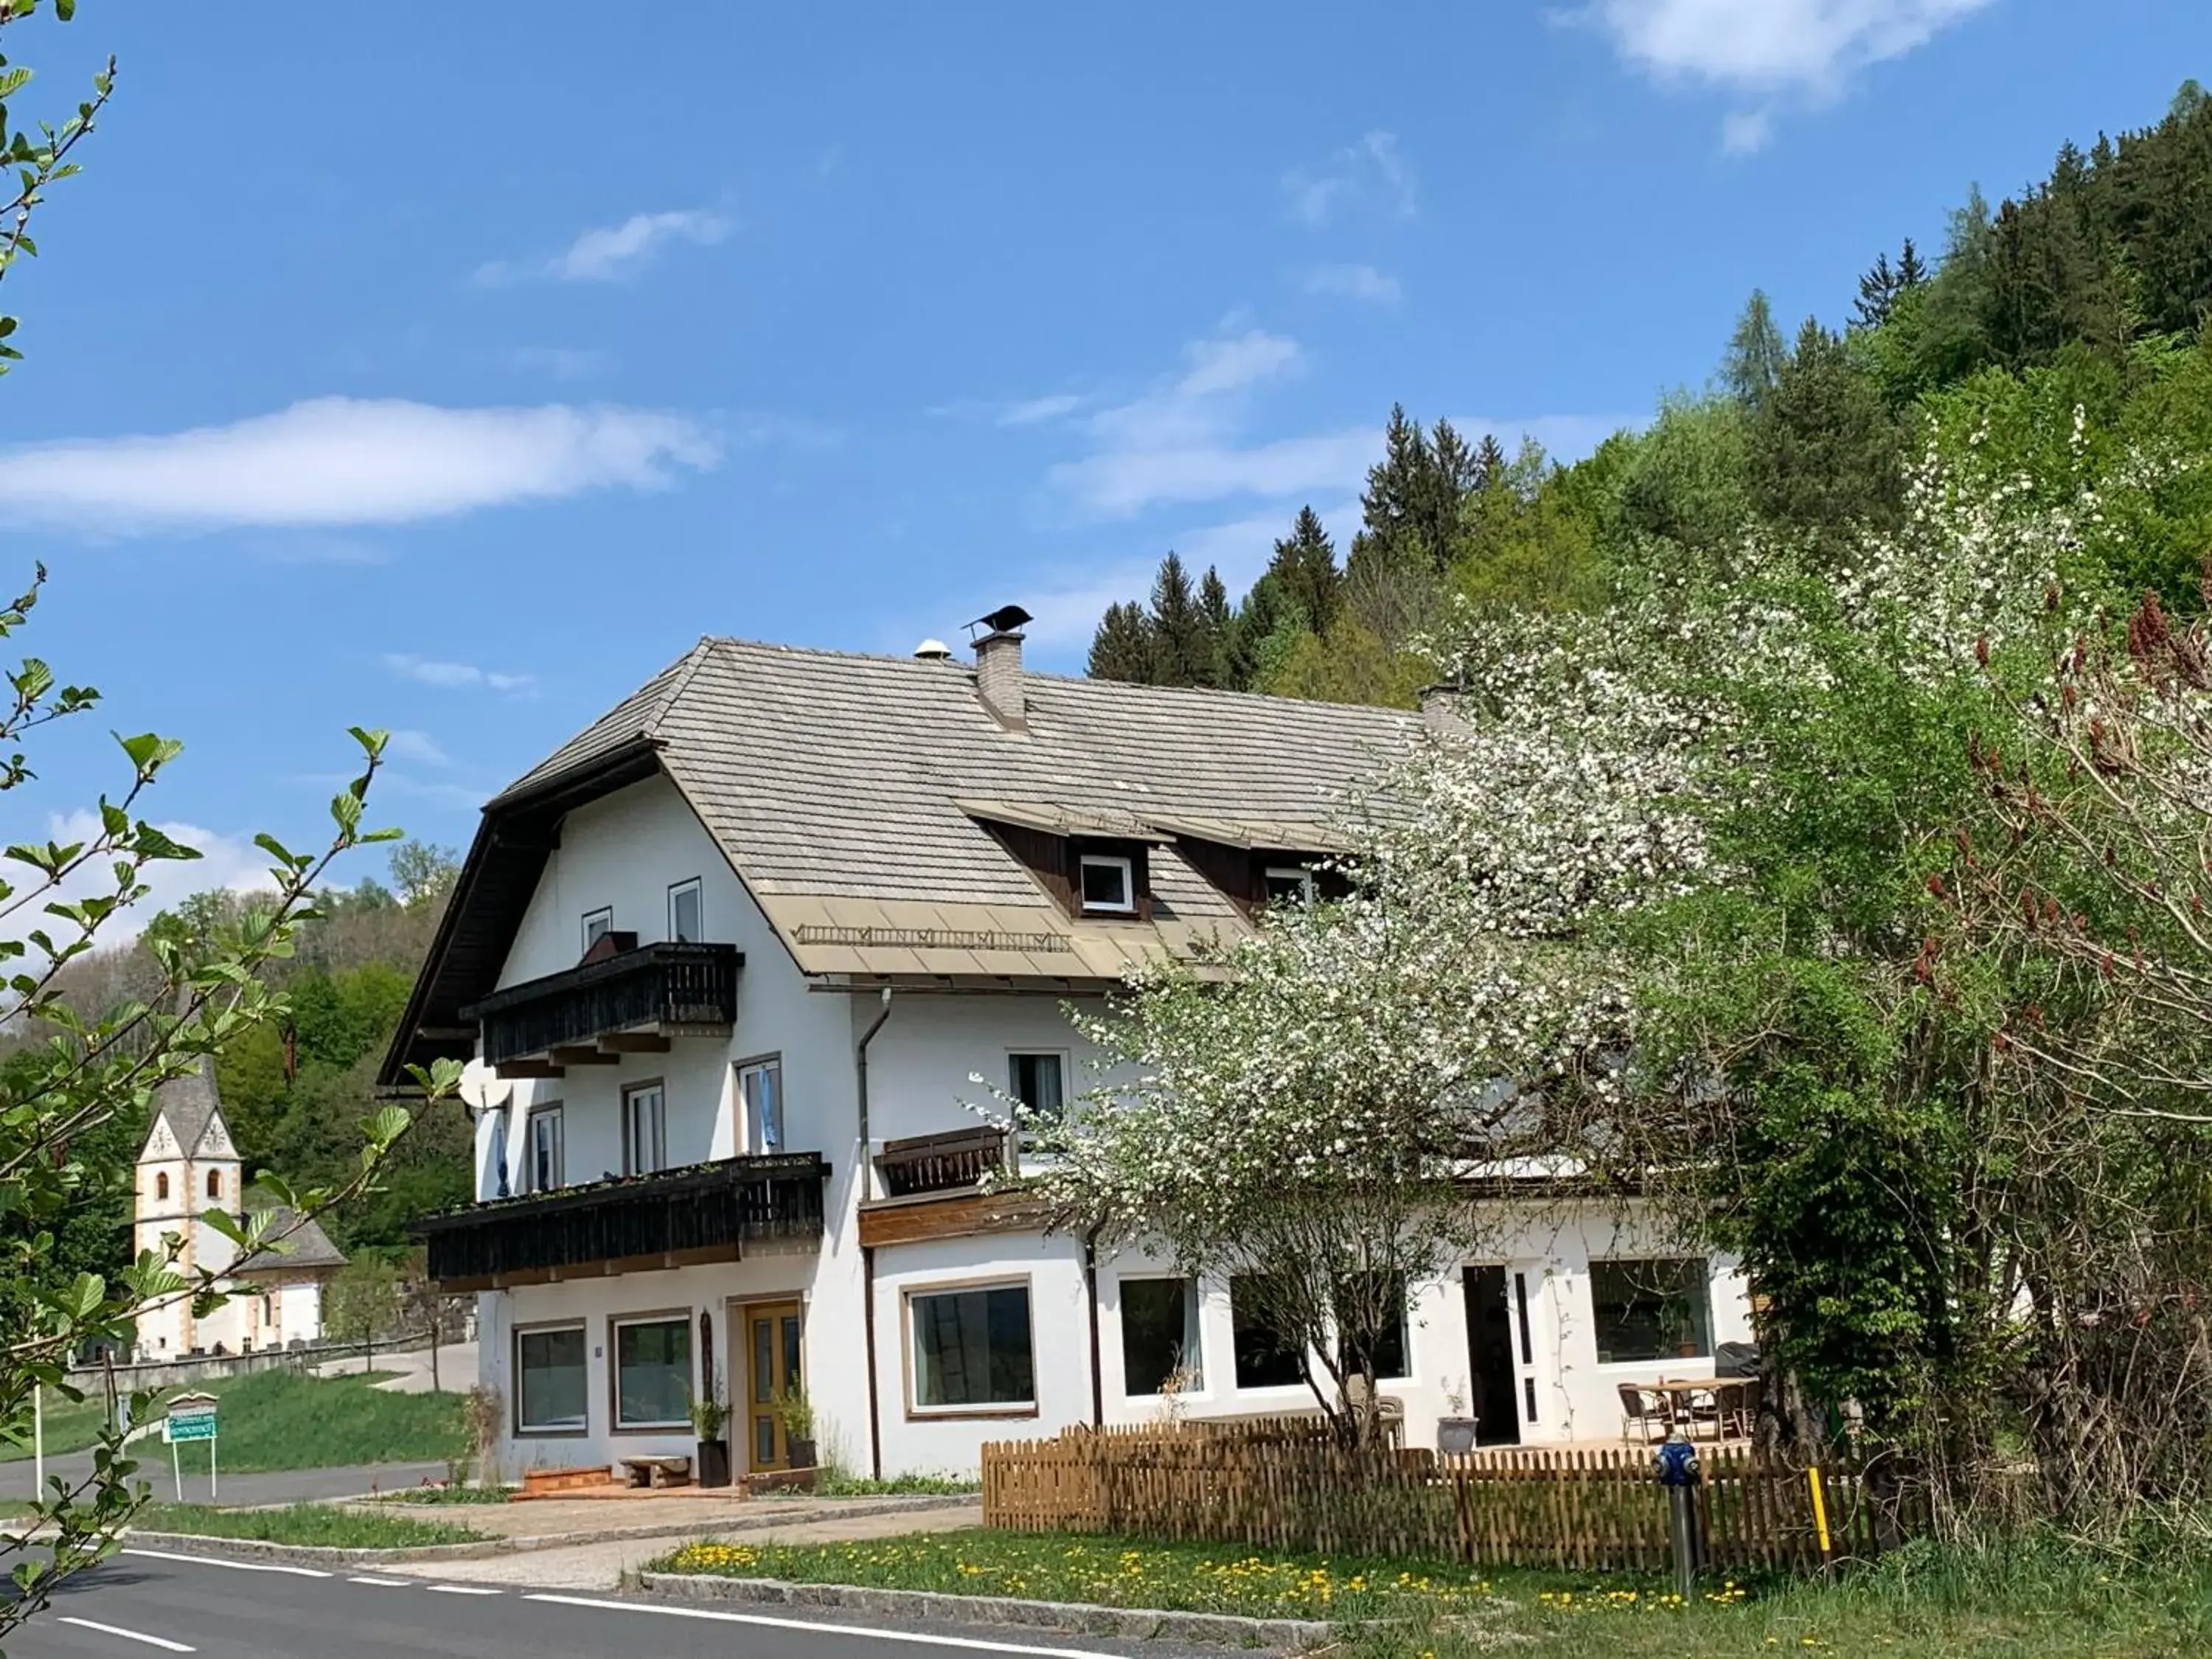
[380, 1500, 984, 1590]
[315, 1339, 478, 1394]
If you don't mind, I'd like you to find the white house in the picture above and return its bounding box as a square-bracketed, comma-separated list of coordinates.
[380, 625, 1753, 1481]
[133, 1060, 347, 1358]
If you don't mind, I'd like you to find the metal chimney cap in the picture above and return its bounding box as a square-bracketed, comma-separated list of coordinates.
[913, 639, 955, 661]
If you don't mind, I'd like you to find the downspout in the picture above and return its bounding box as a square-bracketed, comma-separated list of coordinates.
[855, 986, 893, 1480]
[1083, 1226, 1105, 1429]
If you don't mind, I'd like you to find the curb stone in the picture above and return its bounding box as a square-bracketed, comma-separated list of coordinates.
[636, 1572, 1346, 1649]
[352, 1492, 980, 1553]
[124, 1528, 516, 1566]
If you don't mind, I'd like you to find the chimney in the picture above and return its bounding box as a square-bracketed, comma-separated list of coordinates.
[1419, 681, 1467, 735]
[974, 627, 1026, 730]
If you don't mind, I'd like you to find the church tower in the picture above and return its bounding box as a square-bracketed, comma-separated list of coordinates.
[133, 1057, 245, 1357]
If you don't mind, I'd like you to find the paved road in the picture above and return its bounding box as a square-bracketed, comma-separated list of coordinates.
[1, 1456, 451, 1507]
[9, 1548, 1227, 1659]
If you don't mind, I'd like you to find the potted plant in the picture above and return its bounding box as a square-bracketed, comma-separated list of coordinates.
[690, 1394, 731, 1489]
[777, 1382, 818, 1470]
[1436, 1378, 1479, 1455]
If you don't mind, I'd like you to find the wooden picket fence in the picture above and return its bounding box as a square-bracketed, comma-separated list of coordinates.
[982, 1428, 1922, 1572]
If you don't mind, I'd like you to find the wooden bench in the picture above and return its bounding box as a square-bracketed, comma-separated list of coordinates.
[620, 1455, 692, 1489]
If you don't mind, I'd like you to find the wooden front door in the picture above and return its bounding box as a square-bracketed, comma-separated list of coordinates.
[739, 1300, 803, 1472]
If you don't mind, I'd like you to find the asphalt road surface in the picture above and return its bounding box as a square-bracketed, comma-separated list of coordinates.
[0, 1456, 451, 1508]
[9, 1549, 1234, 1659]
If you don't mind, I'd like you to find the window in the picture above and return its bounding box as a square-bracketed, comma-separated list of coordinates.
[612, 1314, 692, 1430]
[1007, 1052, 1065, 1119]
[910, 1283, 1034, 1411]
[1231, 1275, 1307, 1389]
[582, 907, 613, 952]
[623, 1082, 667, 1175]
[1264, 866, 1316, 905]
[1335, 1272, 1411, 1381]
[206, 1168, 222, 1200]
[668, 878, 703, 943]
[156, 1172, 170, 1203]
[1120, 1277, 1201, 1395]
[516, 1324, 588, 1433]
[1590, 1259, 1714, 1364]
[739, 1058, 782, 1153]
[1077, 854, 1135, 914]
[526, 1105, 565, 1192]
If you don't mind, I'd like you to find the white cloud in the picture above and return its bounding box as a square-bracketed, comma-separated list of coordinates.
[382, 729, 451, 767]
[383, 654, 536, 695]
[1587, 0, 1997, 146]
[473, 207, 731, 286]
[0, 397, 719, 532]
[1281, 132, 1417, 229]
[1302, 263, 1403, 305]
[6, 811, 277, 953]
[996, 394, 1085, 427]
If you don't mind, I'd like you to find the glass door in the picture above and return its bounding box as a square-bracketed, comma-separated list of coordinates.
[742, 1301, 803, 1471]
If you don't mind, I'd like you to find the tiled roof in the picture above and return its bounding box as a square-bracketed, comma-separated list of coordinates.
[495, 639, 1419, 978]
[239, 1204, 349, 1272]
[150, 1058, 223, 1158]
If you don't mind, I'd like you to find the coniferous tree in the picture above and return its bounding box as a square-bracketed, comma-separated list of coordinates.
[1722, 290, 1789, 410]
[1855, 251, 1900, 329]
[1088, 600, 1155, 684]
[1749, 318, 1905, 536]
[1473, 432, 1509, 492]
[1896, 237, 1927, 290]
[1196, 566, 1234, 689]
[1147, 552, 1214, 688]
[1267, 506, 1343, 636]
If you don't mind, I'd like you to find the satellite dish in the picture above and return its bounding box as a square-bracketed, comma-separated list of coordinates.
[459, 1065, 512, 1119]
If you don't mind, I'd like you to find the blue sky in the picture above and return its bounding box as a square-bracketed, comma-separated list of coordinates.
[4, 0, 2206, 912]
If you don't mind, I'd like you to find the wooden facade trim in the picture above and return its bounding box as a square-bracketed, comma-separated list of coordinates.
[857, 1189, 1048, 1249]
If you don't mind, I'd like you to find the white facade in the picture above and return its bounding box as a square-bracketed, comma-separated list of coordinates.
[465, 773, 1759, 1480]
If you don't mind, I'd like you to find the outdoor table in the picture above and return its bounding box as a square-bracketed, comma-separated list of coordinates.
[1650, 1376, 1756, 1439]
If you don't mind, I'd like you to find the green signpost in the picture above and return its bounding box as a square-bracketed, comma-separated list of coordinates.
[164, 1392, 219, 1501]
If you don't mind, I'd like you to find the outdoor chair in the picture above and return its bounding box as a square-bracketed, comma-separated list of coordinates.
[1722, 1375, 1764, 1440]
[1618, 1382, 1669, 1444]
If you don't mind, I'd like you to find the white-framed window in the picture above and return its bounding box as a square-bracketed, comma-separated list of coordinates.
[1231, 1273, 1306, 1389]
[1007, 1051, 1065, 1119]
[526, 1104, 564, 1192]
[739, 1057, 782, 1153]
[1264, 866, 1316, 905]
[582, 907, 614, 952]
[667, 878, 703, 943]
[611, 1313, 692, 1431]
[623, 1081, 667, 1176]
[1077, 853, 1135, 914]
[908, 1281, 1035, 1413]
[1120, 1276, 1202, 1394]
[1591, 1258, 1714, 1364]
[515, 1323, 588, 1433]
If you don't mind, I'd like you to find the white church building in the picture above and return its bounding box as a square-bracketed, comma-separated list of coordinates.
[380, 624, 1755, 1481]
[133, 1059, 347, 1358]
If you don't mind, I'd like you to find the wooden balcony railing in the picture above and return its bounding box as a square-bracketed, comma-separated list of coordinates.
[461, 942, 740, 1065]
[875, 1125, 1013, 1197]
[417, 1152, 827, 1289]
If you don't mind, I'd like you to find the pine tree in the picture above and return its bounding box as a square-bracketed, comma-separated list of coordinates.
[1087, 601, 1155, 684]
[1474, 433, 1509, 492]
[1360, 404, 1433, 555]
[1896, 237, 1927, 289]
[1267, 506, 1343, 636]
[1854, 251, 1899, 329]
[1721, 290, 1788, 410]
[1147, 552, 1214, 688]
[1748, 317, 1905, 536]
[1196, 566, 1234, 689]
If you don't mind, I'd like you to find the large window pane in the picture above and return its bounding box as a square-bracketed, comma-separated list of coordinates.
[1231, 1275, 1306, 1389]
[1335, 1272, 1410, 1381]
[1590, 1259, 1713, 1364]
[1120, 1278, 1200, 1395]
[911, 1285, 1034, 1409]
[517, 1326, 586, 1432]
[614, 1317, 692, 1428]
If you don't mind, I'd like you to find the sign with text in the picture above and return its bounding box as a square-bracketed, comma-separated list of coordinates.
[164, 1392, 218, 1444]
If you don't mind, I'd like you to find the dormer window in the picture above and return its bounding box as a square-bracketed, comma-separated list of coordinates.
[1078, 854, 1135, 915]
[1264, 866, 1316, 906]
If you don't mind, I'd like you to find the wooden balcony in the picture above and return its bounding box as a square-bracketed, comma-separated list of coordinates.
[462, 942, 741, 1071]
[874, 1124, 1013, 1197]
[419, 1152, 827, 1291]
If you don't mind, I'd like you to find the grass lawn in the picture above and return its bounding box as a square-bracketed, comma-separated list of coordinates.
[1, 1371, 464, 1472]
[375, 1486, 516, 1505]
[131, 1502, 485, 1548]
[652, 1529, 1499, 1621]
[655, 1527, 2212, 1656]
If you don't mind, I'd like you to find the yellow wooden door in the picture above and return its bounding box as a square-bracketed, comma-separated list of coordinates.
[741, 1301, 803, 1471]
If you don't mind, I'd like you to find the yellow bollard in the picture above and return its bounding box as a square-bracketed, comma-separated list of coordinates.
[1807, 1464, 1834, 1565]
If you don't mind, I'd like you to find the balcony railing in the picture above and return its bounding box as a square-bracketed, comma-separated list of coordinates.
[875, 1125, 1012, 1197]
[461, 942, 740, 1065]
[417, 1152, 827, 1288]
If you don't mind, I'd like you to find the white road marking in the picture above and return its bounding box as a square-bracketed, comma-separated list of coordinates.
[522, 1593, 1133, 1658]
[57, 1616, 196, 1652]
[120, 1548, 330, 1579]
[348, 1576, 409, 1586]
[425, 1584, 503, 1596]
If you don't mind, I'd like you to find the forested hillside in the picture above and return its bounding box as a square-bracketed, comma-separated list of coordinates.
[0, 842, 470, 1284]
[1089, 80, 2212, 703]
